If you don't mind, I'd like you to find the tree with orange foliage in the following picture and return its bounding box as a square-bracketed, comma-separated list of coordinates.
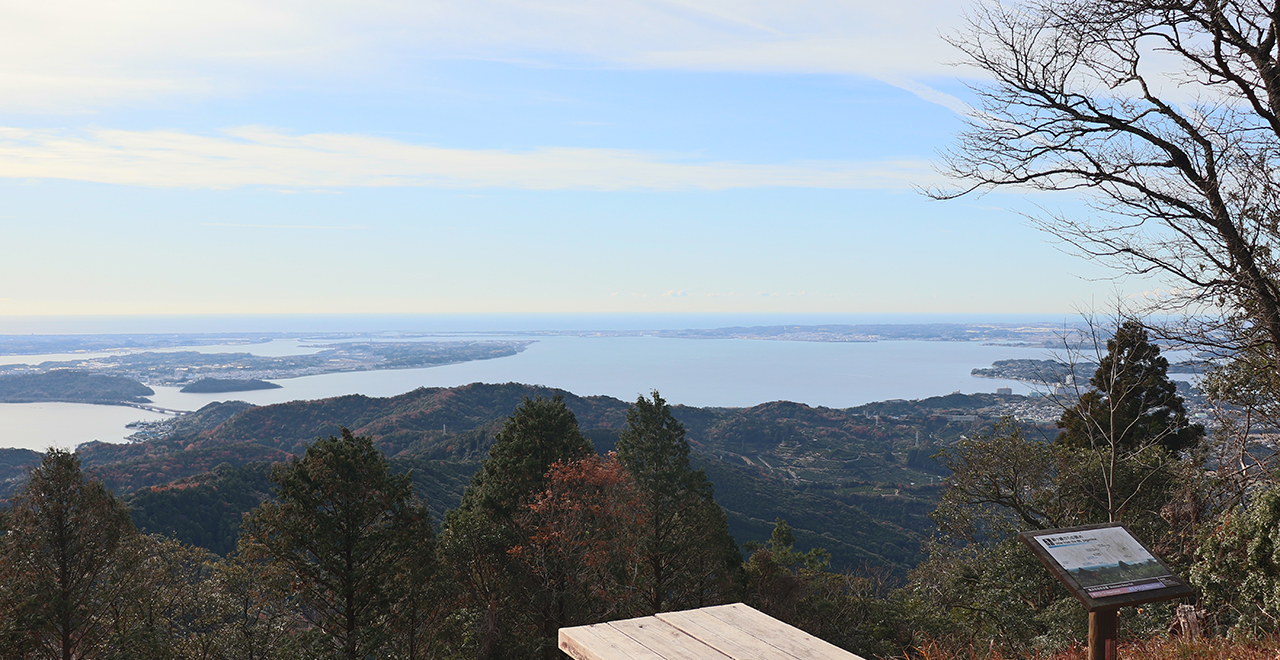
[509, 453, 646, 660]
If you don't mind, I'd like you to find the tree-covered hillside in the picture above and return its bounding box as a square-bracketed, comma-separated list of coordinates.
[1, 352, 1261, 659]
[14, 382, 1051, 577]
[0, 370, 154, 404]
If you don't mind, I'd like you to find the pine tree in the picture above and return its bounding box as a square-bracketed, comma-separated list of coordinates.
[463, 395, 594, 520]
[1057, 321, 1204, 454]
[616, 391, 741, 612]
[0, 449, 136, 660]
[240, 428, 434, 660]
[440, 395, 594, 660]
[1053, 322, 1203, 530]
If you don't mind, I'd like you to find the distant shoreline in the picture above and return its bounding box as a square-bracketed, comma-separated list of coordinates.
[0, 322, 1092, 355]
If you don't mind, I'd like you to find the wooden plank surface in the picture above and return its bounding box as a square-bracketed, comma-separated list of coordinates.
[700, 603, 867, 660]
[559, 603, 867, 660]
[656, 608, 796, 659]
[607, 615, 732, 660]
[559, 620, 669, 660]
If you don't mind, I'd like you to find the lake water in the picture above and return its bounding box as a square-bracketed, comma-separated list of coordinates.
[0, 335, 1052, 451]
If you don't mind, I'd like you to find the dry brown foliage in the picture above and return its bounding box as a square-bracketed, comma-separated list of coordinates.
[903, 636, 1280, 660]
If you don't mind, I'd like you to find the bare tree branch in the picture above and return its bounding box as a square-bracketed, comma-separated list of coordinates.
[932, 0, 1280, 368]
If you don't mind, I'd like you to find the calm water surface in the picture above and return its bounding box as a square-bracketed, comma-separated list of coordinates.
[4, 403, 168, 451]
[0, 336, 1051, 451]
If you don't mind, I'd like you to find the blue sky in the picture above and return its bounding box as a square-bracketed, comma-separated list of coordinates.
[0, 0, 1142, 317]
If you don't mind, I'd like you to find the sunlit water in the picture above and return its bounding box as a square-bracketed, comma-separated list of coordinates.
[3, 403, 169, 452]
[0, 336, 1057, 451]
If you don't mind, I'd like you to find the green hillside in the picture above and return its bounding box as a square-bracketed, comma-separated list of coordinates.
[0, 370, 154, 404]
[19, 383, 1051, 575]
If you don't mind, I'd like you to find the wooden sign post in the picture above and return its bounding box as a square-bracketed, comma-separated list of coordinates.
[1019, 523, 1193, 660]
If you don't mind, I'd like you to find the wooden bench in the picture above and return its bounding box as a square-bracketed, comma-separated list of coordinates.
[559, 602, 868, 660]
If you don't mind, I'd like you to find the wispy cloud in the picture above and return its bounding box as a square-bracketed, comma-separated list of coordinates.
[873, 75, 973, 115]
[0, 0, 970, 111]
[0, 126, 939, 191]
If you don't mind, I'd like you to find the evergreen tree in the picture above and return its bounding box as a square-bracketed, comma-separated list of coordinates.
[1057, 321, 1203, 454]
[743, 519, 830, 622]
[616, 391, 741, 613]
[1051, 323, 1203, 531]
[240, 428, 434, 660]
[0, 449, 136, 660]
[440, 395, 594, 660]
[463, 395, 594, 520]
[741, 520, 905, 658]
[1191, 486, 1280, 635]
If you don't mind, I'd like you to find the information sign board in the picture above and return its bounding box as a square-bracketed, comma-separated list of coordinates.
[1019, 522, 1193, 611]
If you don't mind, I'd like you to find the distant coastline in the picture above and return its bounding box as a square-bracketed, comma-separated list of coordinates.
[0, 340, 535, 388]
[972, 358, 1206, 386]
[0, 313, 1089, 337]
[0, 321, 1089, 356]
[0, 327, 1111, 450]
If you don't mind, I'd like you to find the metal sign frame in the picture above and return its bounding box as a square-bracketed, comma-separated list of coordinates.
[1018, 522, 1193, 612]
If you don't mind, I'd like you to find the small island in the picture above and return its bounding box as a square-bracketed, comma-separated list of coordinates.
[180, 378, 283, 394]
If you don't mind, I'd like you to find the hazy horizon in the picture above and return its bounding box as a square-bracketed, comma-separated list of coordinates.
[0, 312, 1092, 336]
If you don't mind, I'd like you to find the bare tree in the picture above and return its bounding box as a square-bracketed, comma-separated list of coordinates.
[1051, 318, 1202, 541]
[932, 0, 1280, 370]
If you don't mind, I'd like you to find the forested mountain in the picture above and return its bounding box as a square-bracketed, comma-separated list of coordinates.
[0, 382, 1046, 576]
[0, 448, 41, 495]
[2, 354, 1259, 658]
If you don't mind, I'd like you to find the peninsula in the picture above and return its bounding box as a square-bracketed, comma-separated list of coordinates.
[0, 371, 155, 404]
[0, 340, 533, 387]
